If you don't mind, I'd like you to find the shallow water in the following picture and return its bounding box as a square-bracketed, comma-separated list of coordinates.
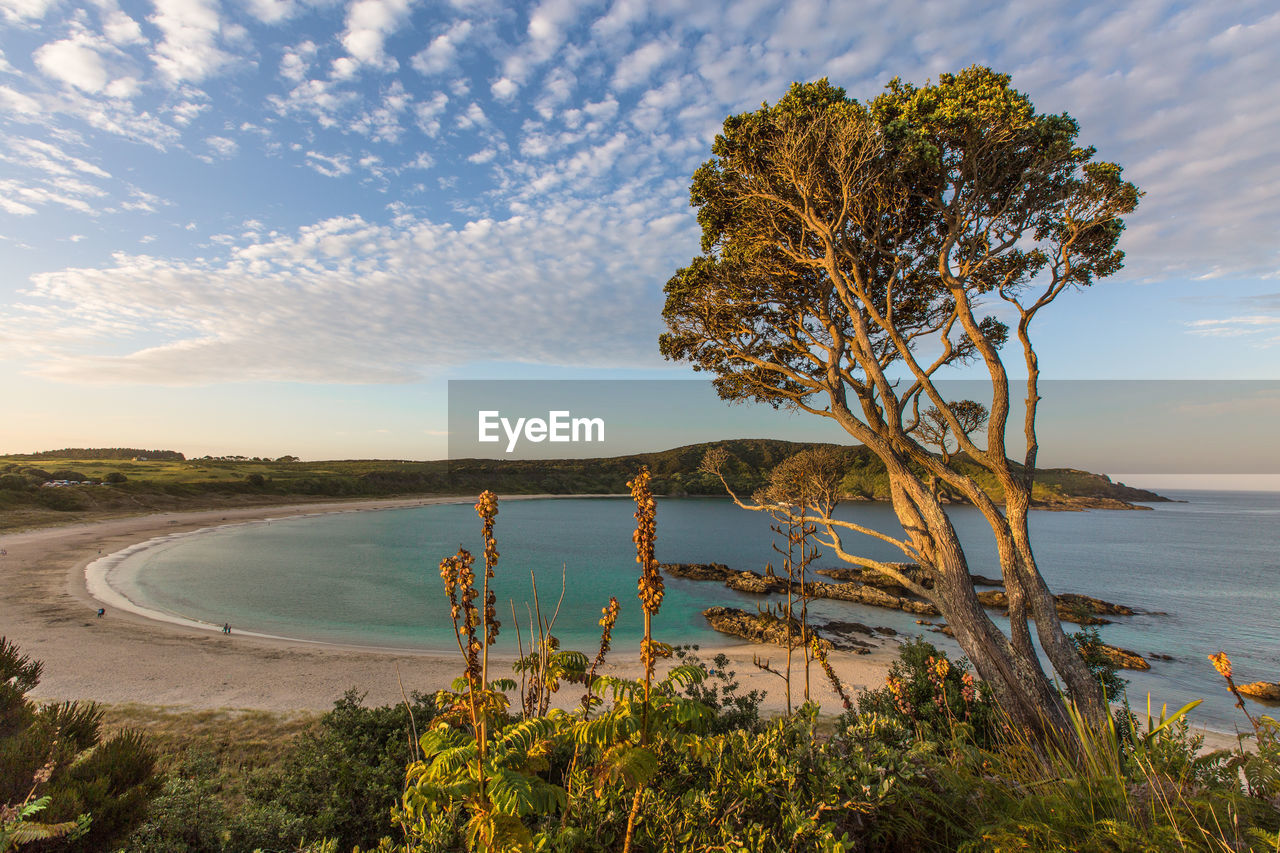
[109, 491, 1280, 730]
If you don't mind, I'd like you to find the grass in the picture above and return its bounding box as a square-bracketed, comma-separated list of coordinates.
[96, 703, 318, 807]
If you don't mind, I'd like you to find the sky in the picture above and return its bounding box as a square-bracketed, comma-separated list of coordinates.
[1, 0, 1279, 475]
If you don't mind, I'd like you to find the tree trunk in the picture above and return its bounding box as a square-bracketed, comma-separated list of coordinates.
[892, 478, 1073, 737]
[1003, 487, 1109, 726]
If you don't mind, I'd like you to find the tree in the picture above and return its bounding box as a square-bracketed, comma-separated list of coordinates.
[660, 68, 1139, 739]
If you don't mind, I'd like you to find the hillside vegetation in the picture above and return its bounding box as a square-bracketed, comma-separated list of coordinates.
[0, 439, 1164, 530]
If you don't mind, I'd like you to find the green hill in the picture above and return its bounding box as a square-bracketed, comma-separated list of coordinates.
[0, 440, 1165, 530]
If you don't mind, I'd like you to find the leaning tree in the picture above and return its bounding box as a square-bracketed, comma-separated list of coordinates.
[660, 67, 1140, 737]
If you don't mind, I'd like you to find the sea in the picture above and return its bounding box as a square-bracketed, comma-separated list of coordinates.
[99, 491, 1280, 731]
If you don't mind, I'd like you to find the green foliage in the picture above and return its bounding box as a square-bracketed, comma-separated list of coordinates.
[955, 699, 1280, 852]
[855, 638, 998, 747]
[0, 639, 157, 853]
[1071, 627, 1129, 701]
[123, 689, 437, 853]
[559, 707, 931, 853]
[669, 645, 766, 734]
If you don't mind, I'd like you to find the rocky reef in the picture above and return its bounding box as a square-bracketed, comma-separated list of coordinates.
[1238, 681, 1280, 703]
[664, 562, 938, 616]
[700, 606, 877, 654]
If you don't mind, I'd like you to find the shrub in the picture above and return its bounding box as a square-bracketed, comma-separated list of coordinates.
[855, 637, 998, 747]
[0, 638, 158, 853]
[1070, 627, 1128, 701]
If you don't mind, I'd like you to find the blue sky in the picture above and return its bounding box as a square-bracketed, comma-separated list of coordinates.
[1, 0, 1279, 466]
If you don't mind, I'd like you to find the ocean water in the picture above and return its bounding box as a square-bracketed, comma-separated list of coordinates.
[108, 491, 1280, 730]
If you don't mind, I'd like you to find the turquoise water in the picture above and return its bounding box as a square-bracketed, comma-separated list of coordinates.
[112, 492, 1280, 729]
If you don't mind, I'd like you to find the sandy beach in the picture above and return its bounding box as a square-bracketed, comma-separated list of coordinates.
[0, 497, 901, 715]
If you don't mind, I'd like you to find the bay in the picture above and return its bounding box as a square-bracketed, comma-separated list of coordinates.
[110, 491, 1280, 730]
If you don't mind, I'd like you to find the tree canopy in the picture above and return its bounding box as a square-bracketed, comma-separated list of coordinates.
[662, 67, 1141, 738]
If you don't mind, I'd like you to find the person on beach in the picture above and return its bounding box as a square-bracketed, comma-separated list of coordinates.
[222, 622, 231, 635]
[96, 608, 104, 617]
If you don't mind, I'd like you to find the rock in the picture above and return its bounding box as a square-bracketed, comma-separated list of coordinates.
[916, 619, 934, 626]
[1237, 682, 1280, 703]
[1056, 593, 1135, 616]
[809, 579, 938, 615]
[669, 561, 939, 615]
[875, 626, 898, 636]
[1094, 643, 1150, 671]
[815, 567, 862, 582]
[815, 563, 929, 593]
[1148, 653, 1176, 662]
[822, 620, 875, 636]
[976, 589, 1132, 625]
[970, 573, 1003, 587]
[724, 571, 789, 595]
[700, 607, 872, 652]
[661, 562, 737, 581]
[929, 624, 955, 637]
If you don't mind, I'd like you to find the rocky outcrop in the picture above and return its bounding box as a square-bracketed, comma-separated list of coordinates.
[1237, 682, 1280, 703]
[1094, 643, 1150, 671]
[816, 565, 1003, 590]
[664, 562, 939, 615]
[809, 579, 939, 615]
[724, 572, 789, 594]
[700, 606, 874, 652]
[1056, 593, 1135, 616]
[662, 562, 737, 581]
[975, 589, 1138, 626]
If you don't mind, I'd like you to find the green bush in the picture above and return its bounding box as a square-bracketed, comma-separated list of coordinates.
[854, 637, 998, 747]
[0, 639, 158, 853]
[242, 689, 437, 851]
[1070, 627, 1129, 701]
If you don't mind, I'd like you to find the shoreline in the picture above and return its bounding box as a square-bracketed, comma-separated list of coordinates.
[0, 497, 1245, 751]
[0, 496, 900, 716]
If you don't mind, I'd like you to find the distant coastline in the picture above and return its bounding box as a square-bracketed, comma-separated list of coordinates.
[1, 439, 1168, 532]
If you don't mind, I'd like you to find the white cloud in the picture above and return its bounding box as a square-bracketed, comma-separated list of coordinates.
[610, 37, 676, 90]
[149, 0, 233, 84]
[411, 19, 471, 75]
[279, 40, 316, 82]
[104, 77, 141, 98]
[0, 85, 41, 114]
[242, 0, 296, 24]
[205, 135, 238, 156]
[413, 90, 448, 135]
[305, 150, 352, 176]
[271, 77, 358, 127]
[490, 76, 518, 99]
[338, 0, 413, 73]
[34, 34, 111, 93]
[0, 0, 56, 22]
[93, 0, 145, 45]
[2, 137, 111, 179]
[4, 205, 688, 383]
